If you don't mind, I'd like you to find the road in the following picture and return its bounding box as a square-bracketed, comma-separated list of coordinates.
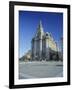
[19, 61, 63, 79]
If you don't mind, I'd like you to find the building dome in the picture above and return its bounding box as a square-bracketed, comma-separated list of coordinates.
[45, 32, 50, 38]
[46, 32, 49, 36]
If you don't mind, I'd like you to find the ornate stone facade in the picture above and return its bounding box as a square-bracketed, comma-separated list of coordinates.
[31, 21, 58, 61]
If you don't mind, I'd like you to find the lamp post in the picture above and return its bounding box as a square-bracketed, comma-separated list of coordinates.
[55, 41, 59, 61]
[60, 37, 63, 61]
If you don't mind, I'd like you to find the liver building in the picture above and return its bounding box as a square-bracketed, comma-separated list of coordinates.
[31, 21, 58, 61]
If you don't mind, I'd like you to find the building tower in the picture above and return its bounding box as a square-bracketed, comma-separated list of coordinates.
[31, 20, 44, 60]
[36, 20, 44, 60]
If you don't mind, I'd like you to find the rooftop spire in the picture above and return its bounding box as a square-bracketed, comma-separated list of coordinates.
[36, 20, 44, 36]
[39, 20, 43, 29]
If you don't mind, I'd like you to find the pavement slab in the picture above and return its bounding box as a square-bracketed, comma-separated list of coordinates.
[19, 61, 63, 79]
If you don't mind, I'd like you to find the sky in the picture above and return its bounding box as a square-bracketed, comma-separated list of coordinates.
[19, 11, 63, 58]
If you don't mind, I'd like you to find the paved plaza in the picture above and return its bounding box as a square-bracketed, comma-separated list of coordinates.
[19, 61, 63, 79]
